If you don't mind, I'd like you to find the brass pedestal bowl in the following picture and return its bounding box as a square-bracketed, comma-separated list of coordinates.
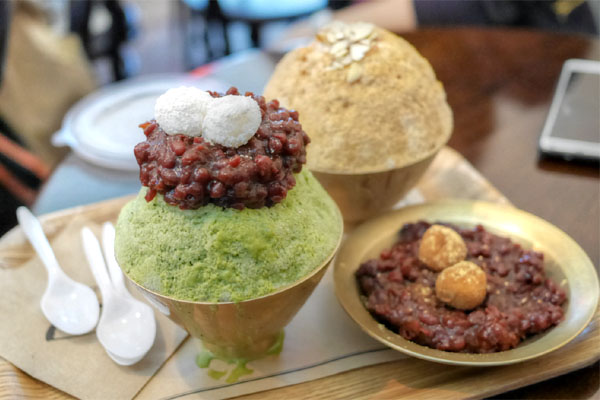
[121, 225, 343, 361]
[311, 148, 442, 224]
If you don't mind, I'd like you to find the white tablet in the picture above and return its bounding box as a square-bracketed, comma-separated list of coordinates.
[539, 59, 600, 161]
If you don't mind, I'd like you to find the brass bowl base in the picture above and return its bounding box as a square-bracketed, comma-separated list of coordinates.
[334, 200, 599, 366]
[124, 215, 343, 361]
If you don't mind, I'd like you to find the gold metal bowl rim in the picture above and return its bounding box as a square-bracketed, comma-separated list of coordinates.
[307, 139, 448, 176]
[122, 207, 345, 306]
[333, 199, 599, 366]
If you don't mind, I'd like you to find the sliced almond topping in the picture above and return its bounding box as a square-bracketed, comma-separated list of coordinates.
[330, 41, 349, 57]
[326, 31, 337, 43]
[349, 23, 373, 41]
[350, 43, 369, 61]
[339, 55, 353, 66]
[319, 22, 377, 71]
[328, 61, 343, 70]
[346, 63, 362, 83]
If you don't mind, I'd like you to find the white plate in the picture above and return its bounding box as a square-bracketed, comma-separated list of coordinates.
[52, 75, 228, 170]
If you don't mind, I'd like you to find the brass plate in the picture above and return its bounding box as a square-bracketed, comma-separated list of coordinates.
[333, 200, 599, 366]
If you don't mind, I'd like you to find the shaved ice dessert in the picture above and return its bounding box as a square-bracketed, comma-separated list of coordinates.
[115, 87, 342, 303]
[116, 169, 341, 302]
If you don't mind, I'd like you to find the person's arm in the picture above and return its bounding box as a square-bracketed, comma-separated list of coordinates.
[269, 0, 417, 52]
[330, 0, 417, 32]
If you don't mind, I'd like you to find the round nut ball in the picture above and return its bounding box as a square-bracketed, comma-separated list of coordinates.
[435, 261, 487, 310]
[418, 224, 467, 271]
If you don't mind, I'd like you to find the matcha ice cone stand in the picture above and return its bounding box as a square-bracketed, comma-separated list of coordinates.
[120, 240, 341, 361]
[115, 171, 343, 360]
[113, 86, 343, 361]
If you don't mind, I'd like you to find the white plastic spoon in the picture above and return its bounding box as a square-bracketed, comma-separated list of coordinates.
[16, 207, 99, 335]
[101, 222, 156, 365]
[106, 348, 146, 366]
[81, 227, 156, 365]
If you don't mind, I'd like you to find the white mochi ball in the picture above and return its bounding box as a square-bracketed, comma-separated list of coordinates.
[154, 87, 211, 136]
[202, 95, 262, 147]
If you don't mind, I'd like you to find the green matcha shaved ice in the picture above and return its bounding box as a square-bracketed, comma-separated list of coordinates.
[115, 169, 342, 303]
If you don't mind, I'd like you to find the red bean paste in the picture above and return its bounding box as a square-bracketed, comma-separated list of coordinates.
[356, 221, 567, 353]
[134, 87, 309, 210]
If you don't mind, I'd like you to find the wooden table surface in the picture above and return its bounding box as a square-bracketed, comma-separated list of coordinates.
[404, 28, 600, 399]
[0, 27, 598, 399]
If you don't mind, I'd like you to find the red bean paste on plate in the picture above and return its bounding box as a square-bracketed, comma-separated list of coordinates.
[134, 87, 309, 210]
[356, 221, 567, 353]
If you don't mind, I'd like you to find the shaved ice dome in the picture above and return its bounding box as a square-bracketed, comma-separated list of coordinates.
[154, 87, 211, 137]
[202, 95, 262, 148]
[115, 169, 343, 302]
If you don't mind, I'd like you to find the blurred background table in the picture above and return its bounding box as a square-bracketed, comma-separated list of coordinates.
[27, 27, 600, 398]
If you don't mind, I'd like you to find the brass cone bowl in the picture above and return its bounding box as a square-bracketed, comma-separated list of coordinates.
[121, 217, 344, 361]
[311, 150, 440, 224]
[264, 24, 454, 224]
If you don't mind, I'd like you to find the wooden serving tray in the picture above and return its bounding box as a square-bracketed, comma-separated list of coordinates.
[0, 147, 598, 399]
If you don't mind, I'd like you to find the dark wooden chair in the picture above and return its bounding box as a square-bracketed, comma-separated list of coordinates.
[69, 0, 130, 81]
[179, 0, 348, 69]
[179, 0, 231, 68]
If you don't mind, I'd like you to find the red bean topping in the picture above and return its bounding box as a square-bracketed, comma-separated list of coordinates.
[228, 155, 241, 168]
[170, 137, 187, 156]
[133, 88, 308, 210]
[356, 221, 567, 353]
[145, 188, 157, 202]
[269, 137, 283, 153]
[209, 181, 226, 198]
[141, 121, 157, 136]
[133, 142, 150, 162]
[181, 149, 199, 166]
